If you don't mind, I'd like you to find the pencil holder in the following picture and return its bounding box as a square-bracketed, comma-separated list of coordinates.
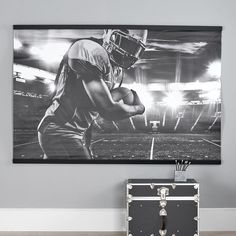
[174, 170, 187, 182]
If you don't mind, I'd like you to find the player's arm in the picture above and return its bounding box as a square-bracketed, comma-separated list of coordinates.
[84, 77, 144, 121]
[69, 59, 144, 121]
[84, 122, 94, 158]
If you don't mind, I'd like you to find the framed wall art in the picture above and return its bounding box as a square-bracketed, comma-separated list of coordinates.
[13, 25, 222, 164]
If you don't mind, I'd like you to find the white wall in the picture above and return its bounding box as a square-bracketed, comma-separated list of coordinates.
[0, 0, 236, 208]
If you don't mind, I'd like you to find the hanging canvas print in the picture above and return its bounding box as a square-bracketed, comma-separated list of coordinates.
[13, 25, 222, 163]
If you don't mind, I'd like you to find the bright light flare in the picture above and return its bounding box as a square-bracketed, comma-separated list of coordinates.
[125, 83, 153, 108]
[30, 46, 41, 55]
[44, 78, 53, 84]
[200, 90, 220, 101]
[49, 83, 56, 93]
[44, 78, 55, 93]
[207, 60, 221, 79]
[147, 81, 221, 92]
[30, 42, 70, 63]
[163, 91, 184, 108]
[14, 39, 22, 50]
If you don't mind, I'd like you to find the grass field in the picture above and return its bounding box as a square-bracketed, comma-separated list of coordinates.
[92, 132, 220, 160]
[13, 131, 220, 161]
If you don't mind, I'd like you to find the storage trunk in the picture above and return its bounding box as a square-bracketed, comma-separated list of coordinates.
[127, 179, 199, 236]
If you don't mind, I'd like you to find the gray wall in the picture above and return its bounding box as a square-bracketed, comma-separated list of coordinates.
[0, 0, 235, 208]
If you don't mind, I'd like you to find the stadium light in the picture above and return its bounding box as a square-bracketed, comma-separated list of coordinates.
[13, 65, 36, 81]
[30, 42, 70, 63]
[207, 60, 221, 79]
[14, 39, 22, 50]
[21, 73, 36, 81]
[14, 64, 56, 81]
[163, 91, 184, 108]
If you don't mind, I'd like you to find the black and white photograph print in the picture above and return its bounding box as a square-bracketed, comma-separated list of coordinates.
[13, 25, 222, 164]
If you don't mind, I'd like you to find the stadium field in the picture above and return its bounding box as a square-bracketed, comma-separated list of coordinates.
[14, 131, 220, 161]
[92, 133, 220, 161]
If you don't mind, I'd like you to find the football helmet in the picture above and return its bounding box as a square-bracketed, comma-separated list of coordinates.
[103, 29, 147, 69]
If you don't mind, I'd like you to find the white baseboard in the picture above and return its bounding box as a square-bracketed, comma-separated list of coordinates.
[0, 208, 235, 232]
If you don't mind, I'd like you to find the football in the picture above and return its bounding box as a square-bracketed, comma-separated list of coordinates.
[111, 87, 134, 105]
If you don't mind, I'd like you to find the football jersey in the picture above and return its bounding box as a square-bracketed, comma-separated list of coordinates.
[38, 38, 115, 137]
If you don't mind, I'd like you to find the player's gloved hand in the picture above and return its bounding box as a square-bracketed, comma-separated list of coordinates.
[131, 89, 145, 114]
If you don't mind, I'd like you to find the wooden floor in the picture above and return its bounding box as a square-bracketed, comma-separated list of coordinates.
[0, 232, 235, 236]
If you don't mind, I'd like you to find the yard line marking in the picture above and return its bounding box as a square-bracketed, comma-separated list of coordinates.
[91, 138, 104, 145]
[112, 121, 119, 131]
[208, 116, 219, 130]
[129, 117, 136, 130]
[174, 117, 181, 131]
[191, 110, 203, 131]
[162, 111, 166, 127]
[14, 141, 39, 148]
[144, 112, 148, 127]
[93, 119, 102, 129]
[202, 138, 221, 148]
[149, 137, 155, 160]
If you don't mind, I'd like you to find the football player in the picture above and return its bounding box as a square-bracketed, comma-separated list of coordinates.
[38, 29, 147, 160]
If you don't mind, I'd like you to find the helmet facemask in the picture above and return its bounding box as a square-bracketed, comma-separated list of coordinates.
[103, 30, 147, 69]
